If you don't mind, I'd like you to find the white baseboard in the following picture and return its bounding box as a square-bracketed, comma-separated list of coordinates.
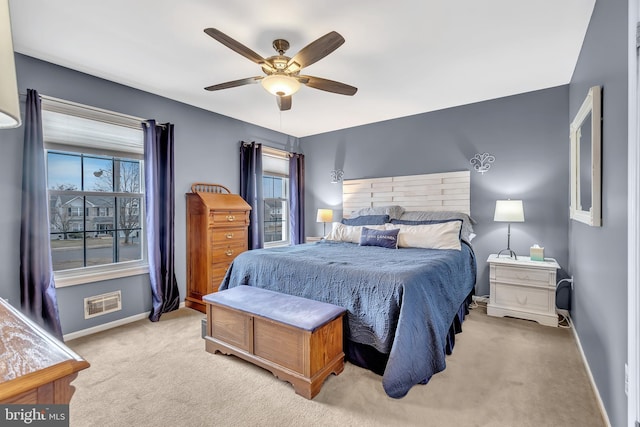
[568, 314, 612, 427]
[63, 301, 186, 342]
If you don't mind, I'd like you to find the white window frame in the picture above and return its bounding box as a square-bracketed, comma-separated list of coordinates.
[42, 96, 148, 287]
[262, 147, 290, 248]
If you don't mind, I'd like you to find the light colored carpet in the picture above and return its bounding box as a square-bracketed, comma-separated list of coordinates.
[66, 305, 606, 427]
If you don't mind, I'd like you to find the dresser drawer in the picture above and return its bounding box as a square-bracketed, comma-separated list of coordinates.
[210, 242, 246, 259]
[492, 264, 553, 287]
[211, 261, 233, 289]
[209, 211, 249, 226]
[210, 274, 226, 293]
[493, 283, 551, 313]
[210, 227, 247, 246]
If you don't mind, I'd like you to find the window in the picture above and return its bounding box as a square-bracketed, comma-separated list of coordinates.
[262, 148, 290, 246]
[42, 96, 147, 286]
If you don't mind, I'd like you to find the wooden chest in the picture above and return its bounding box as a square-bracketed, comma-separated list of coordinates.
[186, 191, 251, 313]
[203, 286, 346, 399]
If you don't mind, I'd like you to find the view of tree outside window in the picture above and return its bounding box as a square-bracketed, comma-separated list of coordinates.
[47, 151, 144, 271]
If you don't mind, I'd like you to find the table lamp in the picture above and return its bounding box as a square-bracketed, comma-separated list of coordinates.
[316, 209, 333, 236]
[494, 200, 524, 259]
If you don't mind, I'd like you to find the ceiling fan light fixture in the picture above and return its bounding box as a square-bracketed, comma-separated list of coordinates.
[261, 74, 301, 97]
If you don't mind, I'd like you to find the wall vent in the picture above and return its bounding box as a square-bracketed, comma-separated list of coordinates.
[84, 291, 122, 319]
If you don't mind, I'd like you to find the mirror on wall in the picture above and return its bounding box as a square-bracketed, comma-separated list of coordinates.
[570, 85, 601, 226]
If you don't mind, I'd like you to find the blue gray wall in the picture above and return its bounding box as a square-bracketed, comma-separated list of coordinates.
[1, 54, 297, 335]
[568, 0, 628, 426]
[3, 19, 628, 422]
[300, 86, 571, 298]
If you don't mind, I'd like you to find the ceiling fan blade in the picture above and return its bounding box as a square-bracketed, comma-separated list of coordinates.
[298, 75, 357, 96]
[286, 31, 345, 72]
[204, 28, 270, 67]
[277, 95, 292, 111]
[204, 76, 263, 91]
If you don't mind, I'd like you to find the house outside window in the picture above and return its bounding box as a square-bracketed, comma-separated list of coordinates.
[42, 97, 147, 286]
[262, 147, 290, 247]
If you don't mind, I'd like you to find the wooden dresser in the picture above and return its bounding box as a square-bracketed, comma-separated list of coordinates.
[186, 183, 251, 313]
[0, 298, 89, 404]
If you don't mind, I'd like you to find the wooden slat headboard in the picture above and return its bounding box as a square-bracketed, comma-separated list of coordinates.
[342, 171, 470, 216]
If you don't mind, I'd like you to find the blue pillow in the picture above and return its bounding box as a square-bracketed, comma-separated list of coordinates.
[342, 214, 390, 226]
[359, 227, 399, 249]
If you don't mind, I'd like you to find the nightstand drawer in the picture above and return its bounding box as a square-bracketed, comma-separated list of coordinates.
[492, 265, 553, 287]
[494, 283, 551, 313]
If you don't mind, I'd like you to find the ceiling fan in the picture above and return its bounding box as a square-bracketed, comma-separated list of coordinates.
[203, 28, 358, 111]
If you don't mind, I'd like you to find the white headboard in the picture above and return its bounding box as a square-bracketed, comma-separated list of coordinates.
[342, 171, 470, 216]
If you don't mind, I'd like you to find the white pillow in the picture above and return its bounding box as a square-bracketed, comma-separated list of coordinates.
[395, 211, 476, 243]
[385, 222, 462, 250]
[325, 222, 386, 243]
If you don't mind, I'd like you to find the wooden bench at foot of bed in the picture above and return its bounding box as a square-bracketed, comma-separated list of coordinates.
[203, 286, 346, 399]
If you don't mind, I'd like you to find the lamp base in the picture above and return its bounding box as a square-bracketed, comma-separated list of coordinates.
[497, 248, 518, 259]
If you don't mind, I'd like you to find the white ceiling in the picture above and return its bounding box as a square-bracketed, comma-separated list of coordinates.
[9, 0, 595, 138]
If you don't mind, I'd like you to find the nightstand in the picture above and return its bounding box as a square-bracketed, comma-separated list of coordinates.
[487, 254, 560, 327]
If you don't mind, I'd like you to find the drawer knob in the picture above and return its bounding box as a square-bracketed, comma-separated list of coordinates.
[225, 249, 234, 256]
[226, 215, 235, 222]
[225, 232, 234, 239]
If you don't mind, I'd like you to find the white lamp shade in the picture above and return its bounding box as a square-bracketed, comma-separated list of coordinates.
[261, 74, 301, 97]
[494, 200, 524, 222]
[316, 208, 333, 223]
[0, 0, 21, 129]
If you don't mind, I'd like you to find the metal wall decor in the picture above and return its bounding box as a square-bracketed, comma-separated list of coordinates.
[470, 153, 495, 174]
[330, 169, 344, 184]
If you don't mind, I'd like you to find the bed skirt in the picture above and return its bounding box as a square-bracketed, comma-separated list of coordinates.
[345, 290, 474, 379]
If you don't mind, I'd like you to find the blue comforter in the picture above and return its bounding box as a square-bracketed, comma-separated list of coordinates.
[219, 240, 476, 398]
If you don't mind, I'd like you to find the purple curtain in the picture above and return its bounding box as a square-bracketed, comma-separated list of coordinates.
[239, 141, 264, 249]
[289, 153, 305, 245]
[143, 120, 180, 322]
[20, 89, 63, 339]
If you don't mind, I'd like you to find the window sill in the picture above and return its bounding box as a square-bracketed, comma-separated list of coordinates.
[54, 263, 149, 288]
[264, 242, 290, 249]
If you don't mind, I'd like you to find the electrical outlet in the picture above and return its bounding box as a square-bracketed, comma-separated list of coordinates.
[625, 363, 629, 396]
[472, 295, 489, 304]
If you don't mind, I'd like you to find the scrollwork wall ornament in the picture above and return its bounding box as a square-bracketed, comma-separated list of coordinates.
[330, 169, 344, 184]
[470, 153, 495, 174]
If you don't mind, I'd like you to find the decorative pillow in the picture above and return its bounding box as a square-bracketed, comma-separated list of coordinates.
[359, 227, 399, 249]
[341, 214, 390, 226]
[385, 220, 463, 250]
[349, 205, 405, 220]
[325, 222, 386, 243]
[394, 211, 476, 242]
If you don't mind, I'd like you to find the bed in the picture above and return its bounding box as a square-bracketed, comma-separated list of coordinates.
[219, 171, 477, 398]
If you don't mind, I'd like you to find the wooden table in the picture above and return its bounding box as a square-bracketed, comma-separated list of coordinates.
[0, 298, 89, 404]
